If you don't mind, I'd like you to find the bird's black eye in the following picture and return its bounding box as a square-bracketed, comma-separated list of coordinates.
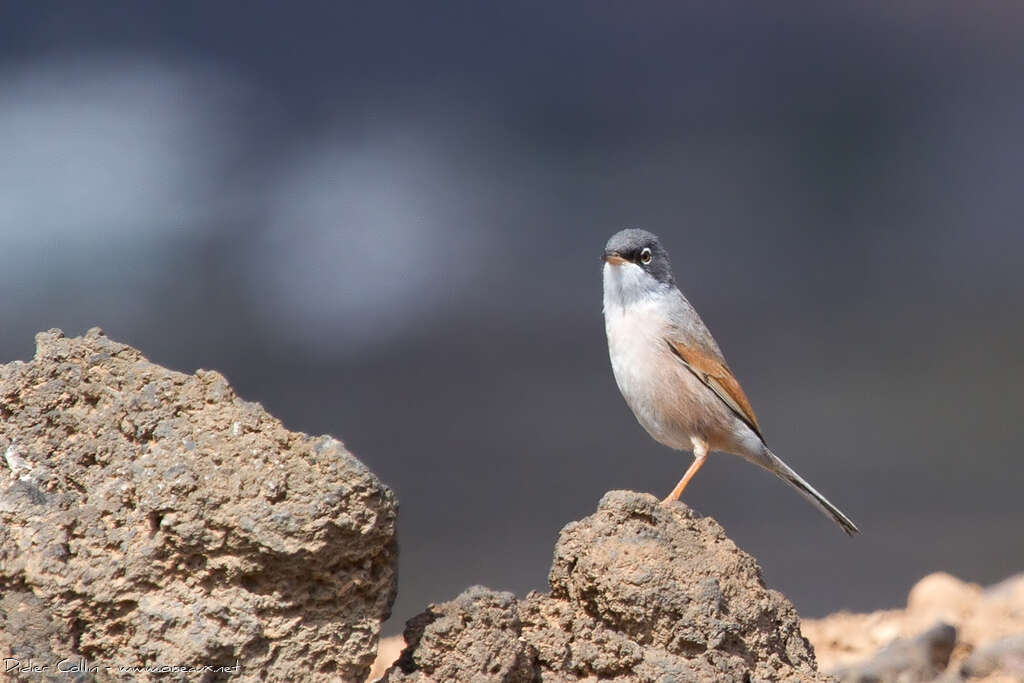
[640, 247, 652, 265]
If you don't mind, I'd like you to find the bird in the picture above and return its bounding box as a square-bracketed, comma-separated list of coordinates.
[601, 228, 859, 535]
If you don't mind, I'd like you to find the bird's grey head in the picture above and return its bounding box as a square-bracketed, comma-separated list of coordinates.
[603, 228, 674, 285]
[602, 228, 676, 309]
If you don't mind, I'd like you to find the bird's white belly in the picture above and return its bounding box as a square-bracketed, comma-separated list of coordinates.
[604, 301, 699, 450]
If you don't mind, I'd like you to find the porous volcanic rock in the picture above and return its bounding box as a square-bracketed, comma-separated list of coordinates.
[0, 329, 397, 682]
[384, 490, 828, 682]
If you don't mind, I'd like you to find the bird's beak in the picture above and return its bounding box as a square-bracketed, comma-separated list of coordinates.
[603, 251, 627, 266]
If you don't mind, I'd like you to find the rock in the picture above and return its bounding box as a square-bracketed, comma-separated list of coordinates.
[369, 635, 406, 681]
[805, 572, 1024, 682]
[384, 490, 828, 682]
[960, 634, 1024, 680]
[907, 574, 982, 617]
[0, 329, 398, 681]
[394, 587, 538, 683]
[830, 622, 957, 683]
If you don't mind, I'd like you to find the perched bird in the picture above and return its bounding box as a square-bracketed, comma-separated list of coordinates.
[601, 228, 859, 535]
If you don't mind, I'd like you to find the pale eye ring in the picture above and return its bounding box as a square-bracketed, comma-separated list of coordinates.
[640, 247, 652, 264]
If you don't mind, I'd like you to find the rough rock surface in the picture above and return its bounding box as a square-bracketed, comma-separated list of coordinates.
[960, 635, 1024, 681]
[805, 572, 1024, 683]
[384, 490, 828, 682]
[828, 622, 957, 683]
[0, 329, 398, 681]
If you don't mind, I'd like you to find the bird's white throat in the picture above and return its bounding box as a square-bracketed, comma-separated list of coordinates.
[602, 261, 668, 313]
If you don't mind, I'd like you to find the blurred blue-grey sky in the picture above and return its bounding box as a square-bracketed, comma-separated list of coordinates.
[2, 2, 1023, 630]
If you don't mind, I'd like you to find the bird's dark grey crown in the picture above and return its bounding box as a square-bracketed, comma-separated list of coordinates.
[604, 228, 674, 285]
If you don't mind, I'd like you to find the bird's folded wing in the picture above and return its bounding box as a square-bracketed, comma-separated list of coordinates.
[665, 339, 764, 443]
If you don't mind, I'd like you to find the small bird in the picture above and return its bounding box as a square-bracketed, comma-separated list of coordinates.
[602, 228, 859, 535]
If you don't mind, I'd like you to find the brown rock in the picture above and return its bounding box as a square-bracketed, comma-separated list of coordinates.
[830, 622, 957, 683]
[384, 490, 828, 682]
[804, 572, 1024, 683]
[393, 587, 538, 683]
[369, 635, 406, 681]
[908, 573, 982, 616]
[0, 329, 398, 681]
[960, 634, 1024, 680]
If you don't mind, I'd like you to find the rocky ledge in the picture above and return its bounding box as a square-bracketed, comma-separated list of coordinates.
[0, 329, 398, 682]
[383, 490, 828, 682]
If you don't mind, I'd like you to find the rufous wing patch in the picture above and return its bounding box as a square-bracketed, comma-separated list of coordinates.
[665, 338, 764, 442]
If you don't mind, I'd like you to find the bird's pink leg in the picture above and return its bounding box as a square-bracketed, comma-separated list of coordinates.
[662, 438, 709, 504]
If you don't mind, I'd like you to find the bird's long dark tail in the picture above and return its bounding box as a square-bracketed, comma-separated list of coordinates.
[755, 447, 860, 536]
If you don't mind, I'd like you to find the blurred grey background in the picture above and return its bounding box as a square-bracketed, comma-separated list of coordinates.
[2, 2, 1022, 632]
